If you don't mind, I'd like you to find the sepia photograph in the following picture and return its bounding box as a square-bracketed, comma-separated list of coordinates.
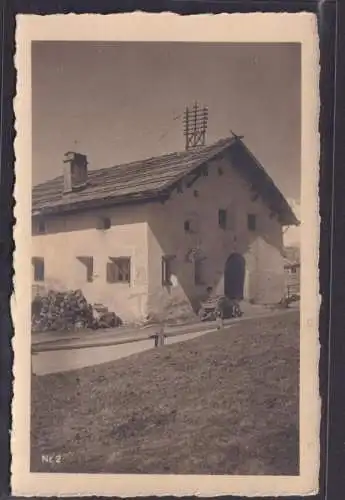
[12, 13, 320, 497]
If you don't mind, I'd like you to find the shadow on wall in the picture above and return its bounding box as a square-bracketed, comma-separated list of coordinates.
[32, 204, 149, 236]
[146, 200, 285, 324]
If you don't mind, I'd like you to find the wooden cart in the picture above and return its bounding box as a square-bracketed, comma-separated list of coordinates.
[198, 295, 242, 322]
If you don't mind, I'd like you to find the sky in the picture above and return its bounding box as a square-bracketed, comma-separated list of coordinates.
[32, 41, 301, 199]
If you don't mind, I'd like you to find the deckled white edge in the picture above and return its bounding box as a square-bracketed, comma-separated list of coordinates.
[11, 12, 320, 497]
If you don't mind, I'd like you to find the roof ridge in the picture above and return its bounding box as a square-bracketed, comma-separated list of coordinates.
[31, 135, 298, 226]
[32, 136, 233, 190]
[87, 136, 233, 176]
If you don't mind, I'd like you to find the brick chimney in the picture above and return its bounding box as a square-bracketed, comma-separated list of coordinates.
[63, 152, 88, 193]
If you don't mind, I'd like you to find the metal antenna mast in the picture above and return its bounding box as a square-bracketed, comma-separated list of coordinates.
[183, 102, 208, 150]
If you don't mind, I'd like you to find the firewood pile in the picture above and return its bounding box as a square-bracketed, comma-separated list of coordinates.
[31, 289, 122, 333]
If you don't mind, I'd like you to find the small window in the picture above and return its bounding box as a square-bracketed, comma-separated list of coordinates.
[247, 214, 257, 231]
[77, 256, 94, 282]
[37, 219, 46, 234]
[184, 215, 199, 234]
[162, 255, 175, 286]
[218, 209, 227, 230]
[107, 257, 131, 284]
[32, 257, 44, 282]
[194, 258, 205, 285]
[97, 217, 111, 230]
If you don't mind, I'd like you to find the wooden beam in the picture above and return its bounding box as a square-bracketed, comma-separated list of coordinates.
[186, 167, 203, 188]
[176, 180, 183, 194]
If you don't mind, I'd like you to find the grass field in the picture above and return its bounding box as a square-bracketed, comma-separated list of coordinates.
[31, 311, 299, 475]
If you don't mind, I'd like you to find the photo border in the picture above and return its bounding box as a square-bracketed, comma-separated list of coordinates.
[0, 0, 340, 498]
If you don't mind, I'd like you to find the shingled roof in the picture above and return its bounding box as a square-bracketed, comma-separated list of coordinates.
[32, 136, 299, 226]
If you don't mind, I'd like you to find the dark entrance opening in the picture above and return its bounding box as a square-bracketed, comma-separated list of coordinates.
[224, 253, 245, 300]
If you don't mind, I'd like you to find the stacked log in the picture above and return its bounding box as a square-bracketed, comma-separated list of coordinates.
[31, 289, 122, 333]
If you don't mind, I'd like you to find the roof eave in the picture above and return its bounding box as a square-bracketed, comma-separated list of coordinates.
[32, 190, 169, 217]
[281, 215, 300, 227]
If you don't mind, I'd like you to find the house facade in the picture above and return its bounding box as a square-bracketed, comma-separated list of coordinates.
[32, 137, 299, 323]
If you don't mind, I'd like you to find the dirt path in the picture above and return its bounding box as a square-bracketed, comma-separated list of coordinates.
[32, 327, 217, 375]
[32, 309, 297, 375]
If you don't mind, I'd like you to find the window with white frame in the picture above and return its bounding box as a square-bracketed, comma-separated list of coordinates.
[106, 257, 131, 284]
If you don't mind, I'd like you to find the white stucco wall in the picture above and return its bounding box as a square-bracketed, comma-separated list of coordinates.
[32, 205, 149, 323]
[146, 154, 285, 321]
[32, 154, 287, 324]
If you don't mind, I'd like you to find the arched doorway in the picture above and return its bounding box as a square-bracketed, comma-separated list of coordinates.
[224, 253, 246, 300]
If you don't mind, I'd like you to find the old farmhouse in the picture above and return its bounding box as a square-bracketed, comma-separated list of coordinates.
[32, 136, 299, 323]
